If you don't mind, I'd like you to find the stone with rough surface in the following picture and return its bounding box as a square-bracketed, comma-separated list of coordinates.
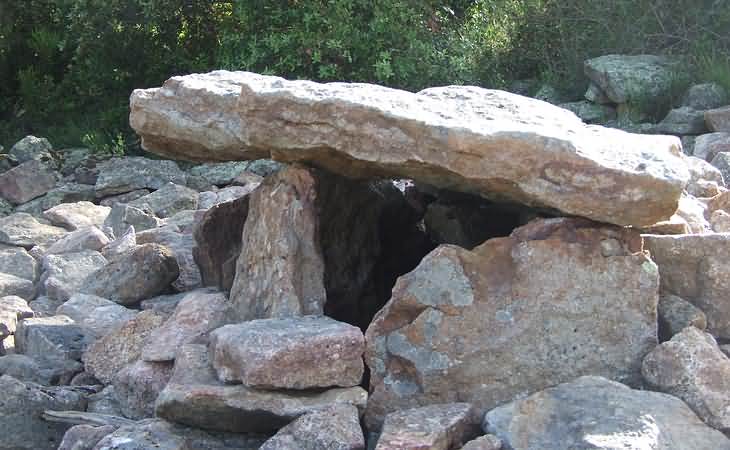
[0, 353, 80, 385]
[99, 189, 150, 206]
[94, 157, 187, 196]
[113, 359, 173, 419]
[14, 182, 96, 216]
[642, 326, 730, 431]
[101, 225, 136, 261]
[682, 83, 728, 110]
[128, 182, 199, 218]
[136, 226, 200, 292]
[57, 294, 137, 340]
[460, 435, 502, 450]
[44, 201, 110, 230]
[365, 218, 659, 429]
[0, 247, 38, 281]
[658, 294, 707, 341]
[711, 152, 730, 183]
[198, 184, 259, 209]
[711, 209, 730, 232]
[0, 295, 33, 339]
[155, 343, 368, 433]
[15, 315, 90, 361]
[0, 160, 56, 204]
[9, 135, 54, 165]
[695, 132, 730, 162]
[375, 403, 480, 450]
[706, 106, 730, 132]
[0, 272, 35, 300]
[484, 376, 730, 450]
[558, 100, 616, 124]
[46, 226, 110, 255]
[655, 106, 708, 135]
[130, 70, 689, 228]
[684, 155, 725, 198]
[210, 316, 364, 389]
[58, 424, 117, 450]
[142, 289, 232, 362]
[41, 250, 107, 301]
[104, 203, 164, 238]
[0, 212, 67, 248]
[260, 404, 365, 450]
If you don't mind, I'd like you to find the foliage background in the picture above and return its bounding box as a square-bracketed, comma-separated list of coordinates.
[1, 0, 729, 153]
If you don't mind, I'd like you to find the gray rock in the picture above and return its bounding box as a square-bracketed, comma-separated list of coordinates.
[682, 83, 729, 110]
[198, 184, 258, 209]
[15, 315, 90, 361]
[188, 161, 253, 186]
[87, 386, 123, 416]
[210, 316, 364, 389]
[711, 209, 730, 232]
[681, 135, 696, 155]
[0, 353, 81, 385]
[711, 152, 730, 183]
[0, 272, 35, 300]
[260, 404, 365, 450]
[0, 246, 38, 280]
[56, 294, 137, 340]
[142, 289, 231, 362]
[44, 201, 110, 230]
[94, 157, 187, 197]
[99, 189, 150, 207]
[155, 343, 368, 433]
[14, 182, 96, 216]
[558, 100, 616, 123]
[103, 203, 164, 238]
[0, 295, 33, 339]
[40, 250, 107, 301]
[533, 84, 562, 104]
[584, 82, 612, 104]
[80, 243, 179, 306]
[655, 106, 708, 135]
[46, 226, 110, 255]
[59, 424, 117, 450]
[128, 182, 198, 218]
[705, 105, 730, 132]
[139, 291, 187, 315]
[684, 155, 725, 197]
[694, 132, 730, 162]
[101, 225, 135, 261]
[28, 295, 65, 317]
[658, 294, 707, 341]
[57, 147, 93, 175]
[365, 219, 659, 429]
[0, 374, 86, 450]
[0, 197, 12, 217]
[484, 376, 730, 450]
[113, 359, 173, 419]
[8, 135, 54, 165]
[0, 212, 67, 248]
[375, 403, 480, 450]
[460, 435, 503, 450]
[0, 160, 57, 204]
[136, 226, 201, 292]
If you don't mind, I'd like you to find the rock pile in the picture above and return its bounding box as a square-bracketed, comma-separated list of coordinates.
[2, 61, 730, 449]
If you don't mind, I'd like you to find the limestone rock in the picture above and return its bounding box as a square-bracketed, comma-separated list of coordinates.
[40, 250, 107, 301]
[658, 294, 707, 340]
[365, 218, 659, 428]
[58, 424, 117, 450]
[130, 71, 689, 228]
[142, 289, 232, 362]
[94, 157, 187, 197]
[260, 404, 365, 450]
[83, 309, 166, 384]
[0, 272, 35, 300]
[113, 359, 173, 419]
[0, 374, 86, 450]
[706, 106, 730, 132]
[80, 243, 179, 305]
[56, 294, 137, 340]
[484, 376, 730, 450]
[375, 403, 480, 450]
[155, 343, 368, 433]
[8, 135, 54, 165]
[644, 233, 730, 339]
[0, 160, 56, 204]
[46, 226, 110, 255]
[15, 315, 90, 361]
[695, 132, 730, 162]
[210, 316, 364, 389]
[43, 201, 110, 230]
[682, 83, 728, 110]
[0, 212, 67, 248]
[229, 165, 326, 320]
[128, 182, 199, 218]
[0, 247, 39, 281]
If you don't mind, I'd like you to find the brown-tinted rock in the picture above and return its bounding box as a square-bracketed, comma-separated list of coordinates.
[113, 359, 173, 419]
[43, 201, 110, 230]
[136, 226, 201, 292]
[260, 404, 365, 450]
[484, 376, 730, 450]
[694, 132, 730, 162]
[46, 226, 110, 255]
[375, 403, 480, 450]
[711, 209, 730, 232]
[706, 106, 730, 132]
[229, 165, 325, 320]
[80, 243, 179, 305]
[83, 309, 166, 384]
[365, 218, 658, 428]
[130, 71, 689, 228]
[209, 316, 364, 389]
[658, 294, 707, 341]
[642, 326, 730, 431]
[0, 160, 56, 205]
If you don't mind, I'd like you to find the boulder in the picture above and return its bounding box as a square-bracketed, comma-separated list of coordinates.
[0, 160, 56, 205]
[130, 71, 689, 228]
[0, 246, 39, 281]
[0, 272, 35, 300]
[705, 105, 730, 132]
[0, 374, 86, 450]
[209, 316, 364, 389]
[80, 243, 179, 305]
[14, 182, 96, 216]
[658, 294, 707, 340]
[0, 212, 67, 248]
[0, 198, 12, 217]
[711, 209, 730, 232]
[8, 135, 54, 165]
[113, 359, 173, 419]
[711, 152, 730, 183]
[99, 189, 150, 206]
[103, 203, 164, 238]
[654, 106, 708, 135]
[460, 435, 503, 450]
[0, 353, 80, 385]
[694, 132, 730, 161]
[642, 326, 730, 431]
[558, 101, 616, 124]
[365, 218, 659, 428]
[484, 376, 730, 450]
[28, 295, 65, 318]
[94, 157, 187, 196]
[46, 226, 110, 255]
[58, 424, 117, 450]
[375, 403, 480, 450]
[139, 291, 187, 315]
[644, 233, 730, 339]
[188, 161, 255, 186]
[128, 182, 199, 218]
[86, 386, 123, 416]
[142, 289, 232, 362]
[56, 294, 137, 340]
[684, 155, 725, 198]
[673, 193, 710, 234]
[15, 315, 90, 361]
[101, 225, 135, 261]
[136, 226, 201, 292]
[83, 309, 166, 384]
[682, 83, 728, 110]
[155, 344, 368, 433]
[260, 404, 365, 450]
[0, 295, 34, 342]
[43, 201, 110, 230]
[198, 184, 259, 209]
[40, 250, 107, 301]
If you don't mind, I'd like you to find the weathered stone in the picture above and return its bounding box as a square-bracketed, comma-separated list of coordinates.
[57, 294, 137, 340]
[28, 295, 64, 317]
[681, 135, 696, 155]
[210, 316, 364, 389]
[15, 315, 90, 361]
[644, 233, 730, 339]
[705, 106, 730, 132]
[460, 435, 503, 450]
[365, 218, 659, 429]
[0, 160, 57, 204]
[103, 203, 164, 238]
[584, 82, 612, 104]
[139, 291, 187, 315]
[8, 135, 54, 165]
[0, 374, 86, 450]
[101, 225, 135, 261]
[94, 157, 187, 196]
[558, 100, 616, 124]
[0, 212, 67, 248]
[642, 326, 730, 431]
[658, 294, 707, 341]
[711, 152, 730, 184]
[128, 182, 199, 218]
[532, 83, 562, 104]
[0, 272, 35, 300]
[188, 161, 254, 186]
[113, 359, 173, 419]
[230, 165, 326, 320]
[684, 155, 725, 198]
[58, 424, 117, 450]
[0, 247, 38, 282]
[14, 182, 96, 216]
[706, 189, 730, 214]
[43, 201, 110, 230]
[484, 376, 730, 450]
[654, 106, 708, 135]
[83, 309, 166, 384]
[142, 289, 231, 362]
[694, 132, 730, 162]
[711, 209, 730, 232]
[57, 146, 93, 175]
[198, 184, 258, 209]
[0, 353, 81, 385]
[41, 250, 107, 301]
[375, 403, 480, 450]
[136, 226, 200, 292]
[46, 226, 110, 255]
[87, 386, 123, 416]
[0, 295, 33, 339]
[260, 404, 365, 450]
[682, 83, 729, 110]
[99, 189, 150, 207]
[155, 343, 368, 433]
[80, 243, 179, 305]
[130, 71, 689, 228]
[673, 193, 710, 234]
[0, 197, 12, 217]
[193, 195, 249, 292]
[641, 215, 691, 235]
